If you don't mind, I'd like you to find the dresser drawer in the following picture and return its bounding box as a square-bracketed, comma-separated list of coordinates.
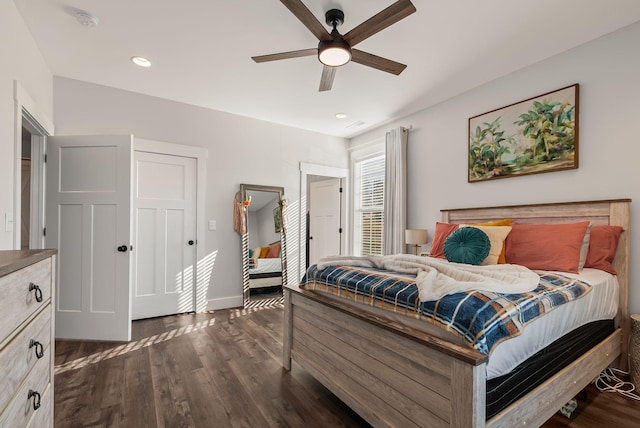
[0, 346, 51, 427]
[0, 258, 52, 345]
[0, 307, 51, 413]
[26, 383, 52, 428]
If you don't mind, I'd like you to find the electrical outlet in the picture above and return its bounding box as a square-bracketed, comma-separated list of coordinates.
[208, 220, 216, 231]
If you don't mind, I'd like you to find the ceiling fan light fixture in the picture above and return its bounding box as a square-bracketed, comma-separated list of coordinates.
[318, 39, 352, 67]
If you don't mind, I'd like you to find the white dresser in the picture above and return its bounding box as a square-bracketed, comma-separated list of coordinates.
[0, 250, 56, 427]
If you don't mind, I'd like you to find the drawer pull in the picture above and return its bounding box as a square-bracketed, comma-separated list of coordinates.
[28, 389, 41, 411]
[29, 339, 45, 359]
[29, 282, 43, 302]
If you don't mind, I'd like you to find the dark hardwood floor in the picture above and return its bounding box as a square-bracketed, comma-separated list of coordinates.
[55, 300, 640, 427]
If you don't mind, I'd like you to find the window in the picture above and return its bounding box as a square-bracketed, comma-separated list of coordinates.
[353, 154, 384, 255]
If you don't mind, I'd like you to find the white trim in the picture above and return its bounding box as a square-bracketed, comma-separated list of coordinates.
[29, 136, 46, 249]
[298, 162, 349, 284]
[14, 81, 54, 132]
[14, 81, 53, 250]
[347, 136, 385, 153]
[207, 295, 243, 311]
[134, 138, 208, 312]
[135, 138, 208, 159]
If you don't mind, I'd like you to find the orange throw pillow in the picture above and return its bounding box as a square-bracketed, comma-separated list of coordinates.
[430, 222, 459, 258]
[584, 225, 623, 274]
[259, 246, 270, 258]
[505, 221, 589, 273]
[266, 242, 281, 258]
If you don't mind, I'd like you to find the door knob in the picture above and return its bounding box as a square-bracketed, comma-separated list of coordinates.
[117, 245, 128, 252]
[188, 240, 195, 245]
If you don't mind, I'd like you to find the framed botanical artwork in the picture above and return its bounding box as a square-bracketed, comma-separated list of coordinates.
[468, 83, 579, 182]
[273, 206, 282, 233]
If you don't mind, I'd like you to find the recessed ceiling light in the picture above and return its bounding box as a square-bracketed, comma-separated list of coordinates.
[335, 113, 347, 119]
[131, 56, 152, 68]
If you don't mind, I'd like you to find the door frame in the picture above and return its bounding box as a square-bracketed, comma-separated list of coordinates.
[13, 80, 54, 250]
[134, 139, 208, 313]
[298, 162, 348, 284]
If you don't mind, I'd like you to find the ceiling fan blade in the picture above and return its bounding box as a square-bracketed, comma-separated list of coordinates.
[281, 0, 332, 41]
[319, 66, 336, 91]
[252, 48, 317, 63]
[343, 0, 416, 47]
[351, 49, 407, 75]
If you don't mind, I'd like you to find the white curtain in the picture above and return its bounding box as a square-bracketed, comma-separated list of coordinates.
[383, 127, 408, 255]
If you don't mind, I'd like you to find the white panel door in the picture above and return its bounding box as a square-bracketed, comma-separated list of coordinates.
[46, 135, 132, 341]
[132, 151, 197, 320]
[309, 178, 341, 265]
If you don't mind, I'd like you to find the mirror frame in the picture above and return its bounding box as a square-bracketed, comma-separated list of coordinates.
[239, 183, 287, 306]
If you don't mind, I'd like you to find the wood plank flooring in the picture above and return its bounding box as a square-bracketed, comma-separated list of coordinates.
[55, 301, 640, 427]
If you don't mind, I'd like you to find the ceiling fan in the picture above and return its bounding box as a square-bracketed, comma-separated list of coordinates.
[252, 0, 416, 91]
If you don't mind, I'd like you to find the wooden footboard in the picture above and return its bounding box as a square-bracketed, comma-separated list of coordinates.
[284, 286, 487, 427]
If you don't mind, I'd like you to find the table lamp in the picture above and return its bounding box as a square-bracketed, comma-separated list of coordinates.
[405, 229, 428, 255]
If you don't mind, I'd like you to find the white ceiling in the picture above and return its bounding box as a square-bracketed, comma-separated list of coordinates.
[14, 0, 640, 138]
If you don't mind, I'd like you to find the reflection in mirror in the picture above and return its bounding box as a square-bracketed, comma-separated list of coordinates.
[240, 184, 286, 307]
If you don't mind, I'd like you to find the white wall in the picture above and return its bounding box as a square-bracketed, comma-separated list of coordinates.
[255, 199, 281, 246]
[349, 22, 640, 313]
[0, 1, 53, 249]
[53, 77, 348, 308]
[247, 198, 280, 249]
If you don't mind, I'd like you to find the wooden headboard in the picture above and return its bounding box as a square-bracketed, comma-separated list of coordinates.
[441, 199, 632, 369]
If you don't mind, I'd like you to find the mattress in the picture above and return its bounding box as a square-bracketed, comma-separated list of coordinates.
[487, 268, 618, 378]
[249, 257, 281, 275]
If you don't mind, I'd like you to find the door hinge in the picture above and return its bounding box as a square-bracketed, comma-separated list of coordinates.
[43, 227, 46, 237]
[44, 154, 47, 163]
[339, 228, 342, 234]
[339, 187, 343, 193]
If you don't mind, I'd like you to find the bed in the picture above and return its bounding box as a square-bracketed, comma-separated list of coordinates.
[249, 256, 282, 289]
[283, 199, 630, 428]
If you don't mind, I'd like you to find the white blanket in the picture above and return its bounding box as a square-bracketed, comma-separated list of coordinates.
[316, 254, 540, 301]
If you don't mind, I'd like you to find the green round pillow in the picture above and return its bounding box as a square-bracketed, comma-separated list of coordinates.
[443, 226, 490, 265]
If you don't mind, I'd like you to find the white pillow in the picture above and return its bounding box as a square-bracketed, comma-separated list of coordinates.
[578, 223, 592, 270]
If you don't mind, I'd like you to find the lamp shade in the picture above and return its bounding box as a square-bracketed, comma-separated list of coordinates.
[405, 229, 428, 245]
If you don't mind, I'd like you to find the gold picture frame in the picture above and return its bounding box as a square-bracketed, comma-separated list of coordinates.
[273, 206, 282, 233]
[468, 83, 579, 182]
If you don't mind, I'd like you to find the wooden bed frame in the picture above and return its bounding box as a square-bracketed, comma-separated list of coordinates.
[283, 199, 631, 427]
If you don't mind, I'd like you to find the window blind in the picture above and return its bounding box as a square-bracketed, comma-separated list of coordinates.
[358, 155, 384, 255]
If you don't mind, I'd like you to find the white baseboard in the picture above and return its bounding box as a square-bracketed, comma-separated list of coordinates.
[206, 295, 243, 311]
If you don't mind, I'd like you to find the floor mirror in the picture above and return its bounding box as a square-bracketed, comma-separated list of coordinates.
[239, 183, 287, 306]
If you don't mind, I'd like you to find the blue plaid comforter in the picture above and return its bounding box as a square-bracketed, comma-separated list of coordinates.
[301, 264, 592, 354]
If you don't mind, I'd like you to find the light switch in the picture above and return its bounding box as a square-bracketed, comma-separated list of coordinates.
[5, 213, 13, 232]
[208, 220, 216, 231]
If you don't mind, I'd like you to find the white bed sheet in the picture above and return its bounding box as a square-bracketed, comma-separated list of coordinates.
[486, 268, 618, 379]
[250, 257, 282, 275]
